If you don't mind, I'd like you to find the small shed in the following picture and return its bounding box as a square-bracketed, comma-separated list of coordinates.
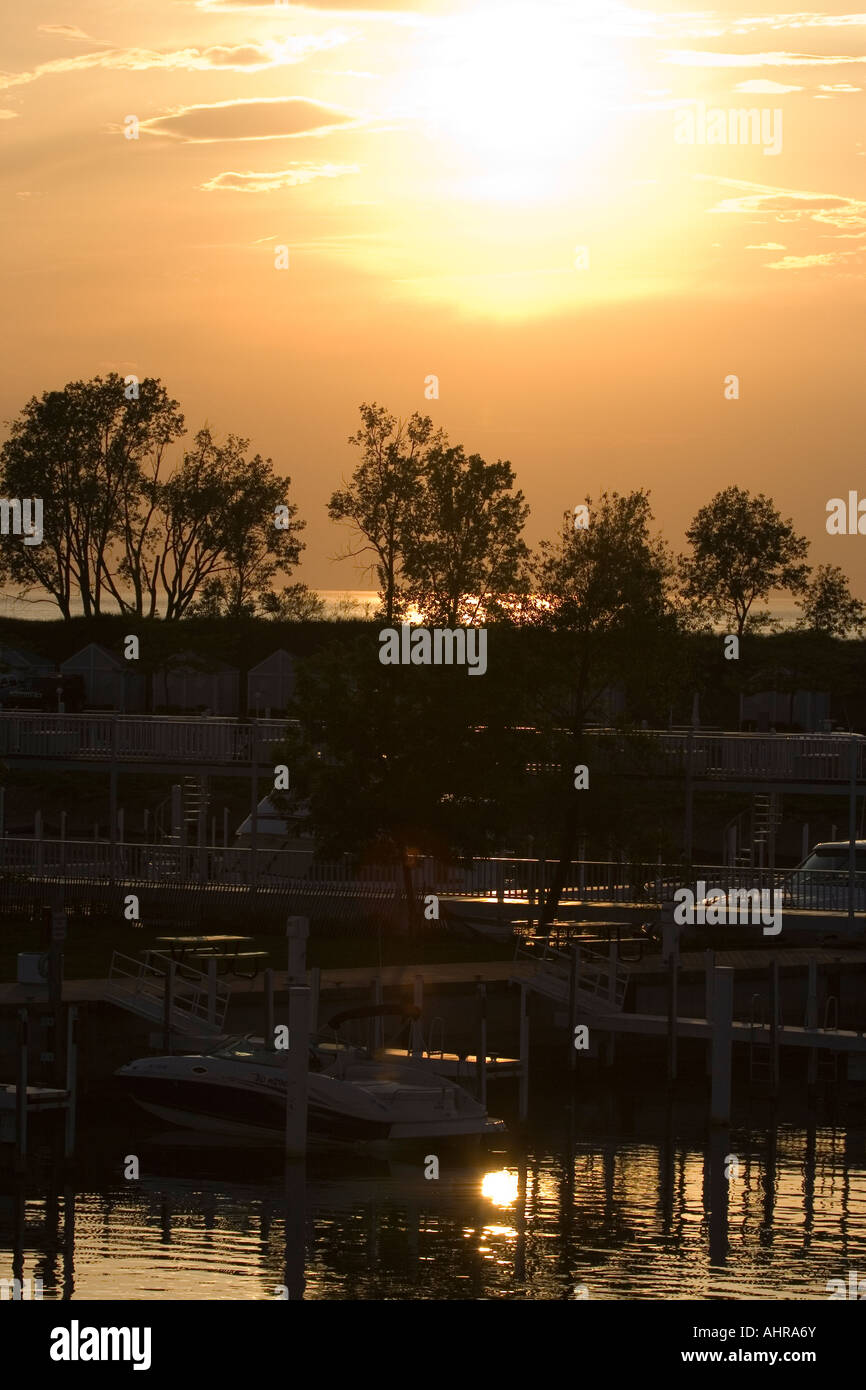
[60, 643, 147, 712]
[247, 649, 296, 715]
[0, 646, 46, 675]
[739, 689, 830, 733]
[153, 650, 240, 716]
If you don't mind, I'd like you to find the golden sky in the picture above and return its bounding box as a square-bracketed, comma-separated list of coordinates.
[2, 0, 864, 592]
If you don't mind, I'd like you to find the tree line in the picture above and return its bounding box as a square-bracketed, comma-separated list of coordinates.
[0, 375, 863, 639]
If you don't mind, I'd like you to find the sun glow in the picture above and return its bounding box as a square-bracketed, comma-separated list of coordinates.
[403, 0, 630, 201]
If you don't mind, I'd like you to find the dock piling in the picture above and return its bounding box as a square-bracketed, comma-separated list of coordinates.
[411, 976, 424, 1055]
[264, 967, 275, 1046]
[711, 967, 734, 1125]
[15, 1009, 28, 1169]
[64, 1006, 77, 1159]
[475, 979, 487, 1107]
[284, 985, 310, 1158]
[518, 984, 530, 1124]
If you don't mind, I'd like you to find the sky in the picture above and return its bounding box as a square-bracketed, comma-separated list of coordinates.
[1, 0, 865, 596]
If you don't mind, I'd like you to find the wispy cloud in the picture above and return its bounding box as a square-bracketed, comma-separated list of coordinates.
[767, 250, 862, 268]
[698, 175, 866, 239]
[746, 242, 787, 249]
[733, 79, 803, 92]
[665, 49, 866, 67]
[200, 162, 360, 191]
[0, 35, 350, 91]
[138, 96, 359, 143]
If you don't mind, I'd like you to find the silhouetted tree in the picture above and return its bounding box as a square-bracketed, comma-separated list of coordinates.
[327, 404, 445, 624]
[679, 486, 810, 637]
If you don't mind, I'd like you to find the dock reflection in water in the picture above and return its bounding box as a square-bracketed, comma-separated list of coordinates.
[3, 1096, 866, 1300]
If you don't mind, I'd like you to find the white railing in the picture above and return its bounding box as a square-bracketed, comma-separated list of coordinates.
[0, 713, 292, 765]
[0, 840, 863, 913]
[106, 950, 230, 1033]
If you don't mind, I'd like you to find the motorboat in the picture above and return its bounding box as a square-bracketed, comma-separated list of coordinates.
[116, 1032, 505, 1147]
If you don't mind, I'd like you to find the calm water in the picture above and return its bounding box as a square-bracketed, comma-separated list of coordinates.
[3, 1089, 865, 1300]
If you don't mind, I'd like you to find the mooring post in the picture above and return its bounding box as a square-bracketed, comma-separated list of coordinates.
[568, 945, 580, 1073]
[264, 967, 275, 1046]
[411, 975, 424, 1055]
[667, 952, 678, 1085]
[606, 938, 618, 1068]
[206, 956, 218, 1027]
[476, 979, 487, 1107]
[704, 948, 715, 1076]
[286, 916, 309, 985]
[163, 960, 176, 1053]
[518, 984, 530, 1124]
[371, 975, 384, 1054]
[310, 967, 320, 1035]
[15, 1008, 28, 1169]
[284, 985, 310, 1158]
[769, 959, 780, 1094]
[711, 967, 734, 1125]
[684, 726, 695, 862]
[64, 1005, 77, 1159]
[806, 956, 818, 1090]
[848, 736, 858, 930]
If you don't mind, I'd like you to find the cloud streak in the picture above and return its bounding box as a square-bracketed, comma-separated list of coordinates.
[200, 162, 360, 191]
[0, 35, 349, 91]
[138, 96, 359, 143]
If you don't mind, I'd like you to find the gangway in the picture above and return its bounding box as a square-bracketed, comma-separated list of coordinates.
[513, 940, 629, 1013]
[105, 951, 230, 1035]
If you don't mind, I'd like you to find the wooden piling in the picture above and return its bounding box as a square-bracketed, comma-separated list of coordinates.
[711, 967, 734, 1125]
[310, 967, 320, 1035]
[667, 953, 678, 1085]
[769, 959, 780, 1094]
[264, 968, 275, 1046]
[207, 957, 218, 1028]
[284, 986, 310, 1158]
[64, 1006, 77, 1159]
[476, 980, 487, 1107]
[568, 946, 580, 1074]
[411, 975, 424, 1055]
[806, 956, 818, 1090]
[15, 1009, 27, 1169]
[518, 984, 530, 1124]
[163, 960, 176, 1053]
[704, 948, 715, 1077]
[371, 976, 384, 1054]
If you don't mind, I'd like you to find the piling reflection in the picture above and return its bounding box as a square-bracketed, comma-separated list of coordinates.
[2, 1105, 866, 1299]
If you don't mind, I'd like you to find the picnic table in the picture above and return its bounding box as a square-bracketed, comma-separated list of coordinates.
[154, 934, 253, 962]
[152, 934, 270, 978]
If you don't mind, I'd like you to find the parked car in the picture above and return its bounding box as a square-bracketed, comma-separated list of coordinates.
[785, 841, 866, 911]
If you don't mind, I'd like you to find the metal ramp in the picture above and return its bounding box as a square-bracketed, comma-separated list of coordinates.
[514, 941, 629, 1013]
[105, 951, 230, 1035]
